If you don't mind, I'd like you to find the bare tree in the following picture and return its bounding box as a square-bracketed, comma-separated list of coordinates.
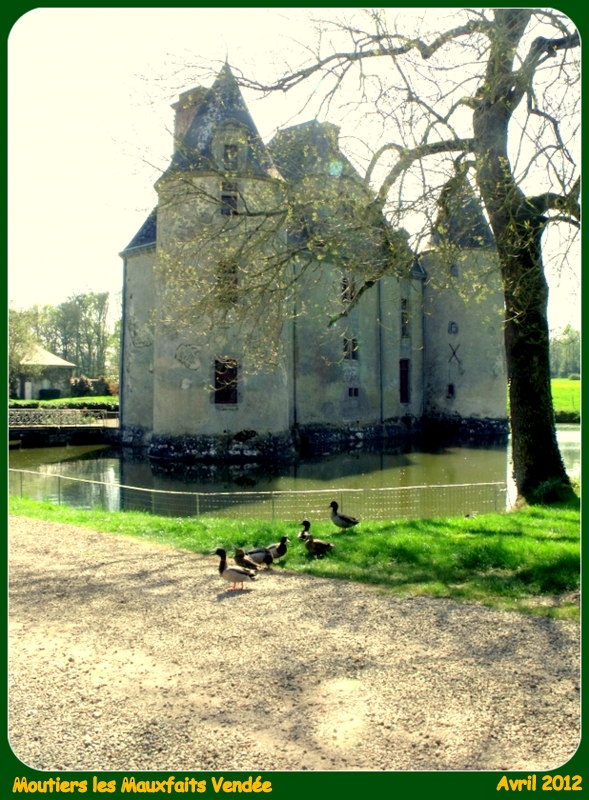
[224, 7, 579, 504]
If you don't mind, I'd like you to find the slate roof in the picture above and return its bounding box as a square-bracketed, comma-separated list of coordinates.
[268, 120, 359, 182]
[431, 172, 494, 249]
[122, 208, 157, 253]
[164, 63, 281, 180]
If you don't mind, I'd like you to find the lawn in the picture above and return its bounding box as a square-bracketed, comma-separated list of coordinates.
[551, 378, 580, 421]
[9, 495, 580, 620]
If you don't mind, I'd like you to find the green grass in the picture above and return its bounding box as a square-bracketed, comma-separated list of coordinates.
[9, 495, 580, 620]
[551, 378, 580, 422]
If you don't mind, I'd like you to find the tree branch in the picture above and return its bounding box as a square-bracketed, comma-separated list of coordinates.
[372, 138, 474, 210]
[236, 18, 491, 94]
[527, 176, 580, 222]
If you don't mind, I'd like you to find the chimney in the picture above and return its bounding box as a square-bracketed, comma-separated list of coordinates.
[171, 87, 207, 151]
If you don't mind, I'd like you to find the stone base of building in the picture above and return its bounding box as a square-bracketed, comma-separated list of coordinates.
[422, 415, 510, 446]
[147, 428, 299, 468]
[117, 415, 509, 474]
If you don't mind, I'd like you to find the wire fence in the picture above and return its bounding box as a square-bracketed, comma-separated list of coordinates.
[8, 468, 509, 521]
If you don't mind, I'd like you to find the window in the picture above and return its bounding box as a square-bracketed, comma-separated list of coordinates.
[399, 359, 410, 404]
[449, 262, 459, 277]
[214, 358, 238, 405]
[223, 144, 239, 171]
[218, 260, 238, 305]
[448, 321, 459, 335]
[344, 337, 358, 360]
[221, 181, 239, 215]
[341, 276, 356, 304]
[401, 298, 410, 338]
[348, 387, 359, 398]
[447, 383, 456, 399]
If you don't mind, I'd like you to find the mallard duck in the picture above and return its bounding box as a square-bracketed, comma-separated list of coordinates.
[266, 535, 290, 560]
[297, 520, 312, 540]
[305, 534, 335, 558]
[330, 500, 359, 530]
[234, 548, 260, 571]
[214, 548, 256, 590]
[244, 546, 274, 568]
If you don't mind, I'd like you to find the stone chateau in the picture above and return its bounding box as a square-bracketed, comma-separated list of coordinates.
[120, 64, 508, 466]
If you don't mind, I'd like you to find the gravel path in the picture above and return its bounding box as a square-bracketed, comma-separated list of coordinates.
[9, 515, 580, 772]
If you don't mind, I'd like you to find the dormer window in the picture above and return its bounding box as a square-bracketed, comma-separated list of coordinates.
[223, 144, 239, 171]
[212, 123, 249, 172]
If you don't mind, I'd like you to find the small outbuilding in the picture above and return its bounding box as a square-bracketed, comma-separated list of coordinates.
[18, 345, 76, 400]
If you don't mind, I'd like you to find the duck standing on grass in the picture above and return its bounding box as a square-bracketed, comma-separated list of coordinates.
[298, 521, 335, 558]
[214, 548, 256, 590]
[266, 535, 290, 561]
[298, 520, 312, 541]
[330, 501, 360, 530]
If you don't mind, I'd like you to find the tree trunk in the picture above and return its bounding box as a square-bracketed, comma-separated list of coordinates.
[500, 225, 572, 503]
[472, 8, 574, 504]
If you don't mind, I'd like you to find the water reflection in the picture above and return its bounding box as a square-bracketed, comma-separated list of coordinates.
[9, 426, 579, 517]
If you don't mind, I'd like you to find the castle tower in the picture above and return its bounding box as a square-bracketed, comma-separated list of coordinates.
[120, 64, 293, 459]
[421, 169, 508, 435]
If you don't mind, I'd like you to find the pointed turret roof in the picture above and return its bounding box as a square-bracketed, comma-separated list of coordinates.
[431, 170, 494, 249]
[164, 63, 281, 179]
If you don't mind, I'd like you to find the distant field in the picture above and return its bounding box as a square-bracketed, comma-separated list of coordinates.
[552, 378, 580, 419]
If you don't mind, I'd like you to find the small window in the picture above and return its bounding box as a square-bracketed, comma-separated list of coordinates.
[449, 262, 459, 277]
[221, 181, 239, 216]
[401, 298, 410, 338]
[344, 337, 358, 360]
[341, 276, 356, 304]
[214, 358, 238, 405]
[447, 383, 456, 399]
[218, 261, 238, 305]
[348, 387, 359, 398]
[399, 358, 410, 404]
[223, 144, 239, 171]
[448, 321, 459, 335]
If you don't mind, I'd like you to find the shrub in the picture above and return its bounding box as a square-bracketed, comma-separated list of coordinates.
[568, 373, 580, 381]
[38, 389, 61, 400]
[70, 375, 94, 397]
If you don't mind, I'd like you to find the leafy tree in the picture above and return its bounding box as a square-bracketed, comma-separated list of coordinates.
[550, 326, 580, 377]
[8, 307, 42, 398]
[29, 292, 113, 378]
[226, 8, 579, 504]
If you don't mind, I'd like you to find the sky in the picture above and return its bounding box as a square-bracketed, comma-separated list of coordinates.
[8, 7, 581, 332]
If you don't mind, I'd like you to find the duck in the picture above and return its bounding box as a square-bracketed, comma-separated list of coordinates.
[234, 548, 260, 571]
[244, 546, 274, 569]
[304, 532, 335, 558]
[214, 548, 256, 590]
[330, 500, 359, 530]
[297, 520, 312, 541]
[266, 535, 290, 560]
